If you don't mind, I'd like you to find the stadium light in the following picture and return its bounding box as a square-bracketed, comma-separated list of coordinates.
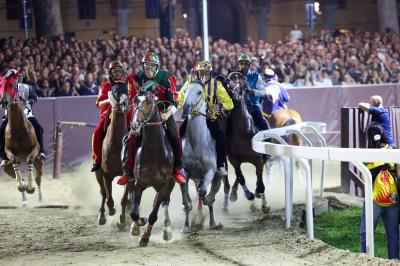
[202, 0, 209, 61]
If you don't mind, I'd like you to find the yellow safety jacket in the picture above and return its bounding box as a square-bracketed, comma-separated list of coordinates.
[178, 78, 233, 120]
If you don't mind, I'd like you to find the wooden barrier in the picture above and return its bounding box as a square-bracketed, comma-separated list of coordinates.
[52, 121, 96, 179]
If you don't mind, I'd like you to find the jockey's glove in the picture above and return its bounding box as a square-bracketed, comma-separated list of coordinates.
[98, 99, 110, 108]
[160, 108, 173, 121]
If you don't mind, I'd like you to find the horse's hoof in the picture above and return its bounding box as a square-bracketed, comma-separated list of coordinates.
[222, 208, 229, 214]
[26, 186, 35, 194]
[203, 195, 215, 206]
[18, 185, 26, 192]
[117, 221, 127, 231]
[181, 226, 191, 234]
[229, 191, 238, 202]
[98, 215, 106, 225]
[130, 223, 141, 236]
[139, 237, 149, 247]
[262, 205, 271, 214]
[255, 192, 262, 199]
[163, 227, 173, 241]
[210, 223, 223, 230]
[109, 208, 116, 216]
[20, 201, 28, 208]
[245, 192, 255, 201]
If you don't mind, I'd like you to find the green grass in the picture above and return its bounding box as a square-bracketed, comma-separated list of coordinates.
[314, 207, 388, 258]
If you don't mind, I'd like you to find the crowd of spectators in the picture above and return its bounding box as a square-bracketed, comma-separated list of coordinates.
[0, 28, 400, 97]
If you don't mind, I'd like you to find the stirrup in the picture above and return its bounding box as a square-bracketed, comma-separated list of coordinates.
[38, 152, 46, 161]
[0, 159, 8, 168]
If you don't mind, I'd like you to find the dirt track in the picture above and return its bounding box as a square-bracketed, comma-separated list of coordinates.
[0, 160, 396, 265]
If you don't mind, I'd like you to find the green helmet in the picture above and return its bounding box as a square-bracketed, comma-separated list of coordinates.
[108, 61, 123, 71]
[237, 54, 252, 64]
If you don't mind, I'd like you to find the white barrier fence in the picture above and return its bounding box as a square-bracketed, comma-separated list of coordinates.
[252, 121, 400, 257]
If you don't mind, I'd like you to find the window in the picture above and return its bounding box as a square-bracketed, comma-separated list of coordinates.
[6, 0, 19, 20]
[78, 0, 96, 19]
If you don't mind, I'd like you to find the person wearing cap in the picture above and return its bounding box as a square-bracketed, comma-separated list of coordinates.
[117, 52, 186, 185]
[178, 60, 234, 177]
[237, 54, 269, 130]
[262, 68, 290, 118]
[0, 68, 46, 166]
[91, 61, 132, 172]
[359, 95, 395, 147]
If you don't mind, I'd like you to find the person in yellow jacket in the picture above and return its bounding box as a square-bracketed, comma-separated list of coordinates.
[178, 60, 233, 176]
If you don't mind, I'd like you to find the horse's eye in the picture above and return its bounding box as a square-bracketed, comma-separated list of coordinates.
[197, 91, 201, 95]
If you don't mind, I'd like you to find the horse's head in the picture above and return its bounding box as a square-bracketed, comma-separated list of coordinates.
[132, 86, 159, 131]
[227, 71, 245, 101]
[109, 82, 129, 113]
[182, 81, 206, 118]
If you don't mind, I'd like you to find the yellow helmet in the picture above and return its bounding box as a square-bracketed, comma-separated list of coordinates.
[194, 61, 213, 72]
[264, 68, 275, 80]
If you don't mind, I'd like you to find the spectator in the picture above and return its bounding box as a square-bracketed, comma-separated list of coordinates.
[359, 123, 399, 259]
[36, 79, 54, 97]
[289, 24, 303, 43]
[359, 95, 394, 146]
[78, 72, 98, 95]
[54, 80, 74, 97]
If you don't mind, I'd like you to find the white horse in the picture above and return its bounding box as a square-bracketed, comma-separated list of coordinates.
[180, 81, 222, 231]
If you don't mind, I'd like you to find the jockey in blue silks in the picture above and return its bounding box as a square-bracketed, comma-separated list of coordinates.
[237, 54, 270, 130]
[262, 68, 290, 118]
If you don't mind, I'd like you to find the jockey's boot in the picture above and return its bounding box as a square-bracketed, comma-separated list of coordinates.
[91, 163, 101, 172]
[172, 168, 186, 184]
[217, 166, 228, 176]
[117, 172, 134, 186]
[38, 152, 46, 161]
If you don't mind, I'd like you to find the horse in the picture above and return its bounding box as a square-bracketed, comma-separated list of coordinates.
[180, 81, 223, 231]
[224, 71, 269, 213]
[1, 84, 43, 206]
[128, 89, 175, 247]
[268, 108, 302, 145]
[95, 83, 129, 225]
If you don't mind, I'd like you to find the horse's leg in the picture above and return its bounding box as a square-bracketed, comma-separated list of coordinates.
[162, 179, 175, 241]
[180, 179, 192, 233]
[204, 173, 221, 206]
[221, 173, 230, 212]
[34, 159, 43, 202]
[198, 168, 215, 203]
[117, 181, 132, 231]
[191, 180, 205, 231]
[25, 162, 35, 194]
[130, 187, 147, 236]
[228, 158, 240, 202]
[12, 163, 26, 193]
[95, 171, 107, 225]
[139, 192, 163, 247]
[254, 159, 270, 213]
[231, 160, 254, 201]
[103, 174, 115, 216]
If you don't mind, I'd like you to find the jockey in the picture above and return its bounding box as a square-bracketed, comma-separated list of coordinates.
[178, 60, 234, 176]
[0, 69, 45, 166]
[237, 54, 269, 130]
[91, 61, 133, 172]
[262, 68, 290, 117]
[117, 52, 186, 185]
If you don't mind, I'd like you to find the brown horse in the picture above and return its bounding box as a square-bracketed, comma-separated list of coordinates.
[1, 86, 43, 206]
[95, 83, 129, 225]
[128, 90, 175, 247]
[224, 71, 268, 213]
[268, 108, 302, 145]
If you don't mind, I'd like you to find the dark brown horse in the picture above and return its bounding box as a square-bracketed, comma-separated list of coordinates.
[1, 85, 43, 206]
[128, 90, 175, 247]
[224, 72, 269, 213]
[95, 83, 129, 225]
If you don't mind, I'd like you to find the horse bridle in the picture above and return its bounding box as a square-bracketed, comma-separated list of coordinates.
[132, 95, 163, 131]
[228, 72, 245, 100]
[187, 91, 209, 118]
